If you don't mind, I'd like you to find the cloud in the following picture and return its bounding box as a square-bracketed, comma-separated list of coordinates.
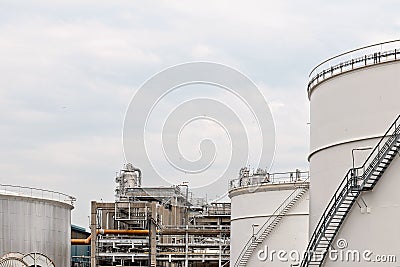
[0, 0, 399, 227]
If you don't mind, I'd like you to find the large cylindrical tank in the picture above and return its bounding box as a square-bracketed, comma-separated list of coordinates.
[0, 185, 74, 267]
[229, 171, 309, 267]
[309, 41, 400, 266]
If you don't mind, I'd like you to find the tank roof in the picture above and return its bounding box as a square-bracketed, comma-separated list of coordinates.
[308, 39, 400, 97]
[0, 184, 75, 206]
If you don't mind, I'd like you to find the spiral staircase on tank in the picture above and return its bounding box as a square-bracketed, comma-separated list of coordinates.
[234, 180, 309, 267]
[0, 252, 55, 267]
[301, 115, 400, 267]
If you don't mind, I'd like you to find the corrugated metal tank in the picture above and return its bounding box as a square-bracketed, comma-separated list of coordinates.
[0, 186, 74, 267]
[308, 41, 400, 266]
[229, 172, 309, 267]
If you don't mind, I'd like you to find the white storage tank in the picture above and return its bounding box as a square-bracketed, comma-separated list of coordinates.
[0, 185, 75, 267]
[229, 169, 309, 267]
[308, 40, 400, 266]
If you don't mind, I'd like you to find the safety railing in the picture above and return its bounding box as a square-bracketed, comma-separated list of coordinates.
[358, 115, 400, 186]
[0, 184, 76, 205]
[308, 39, 400, 95]
[229, 170, 309, 191]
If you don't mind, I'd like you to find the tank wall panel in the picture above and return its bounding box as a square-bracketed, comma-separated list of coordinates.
[309, 61, 400, 229]
[0, 195, 72, 267]
[309, 138, 376, 231]
[310, 62, 400, 155]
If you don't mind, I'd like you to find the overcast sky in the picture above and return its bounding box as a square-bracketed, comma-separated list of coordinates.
[0, 1, 399, 227]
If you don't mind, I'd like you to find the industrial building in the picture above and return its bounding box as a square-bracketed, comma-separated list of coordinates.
[71, 163, 231, 267]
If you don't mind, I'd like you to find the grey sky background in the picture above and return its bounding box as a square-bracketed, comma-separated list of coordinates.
[0, 1, 399, 228]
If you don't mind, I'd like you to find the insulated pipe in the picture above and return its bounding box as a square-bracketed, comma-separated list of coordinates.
[71, 229, 149, 245]
[71, 236, 91, 245]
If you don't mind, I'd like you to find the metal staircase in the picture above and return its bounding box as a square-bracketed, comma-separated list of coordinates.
[301, 115, 400, 267]
[234, 181, 309, 267]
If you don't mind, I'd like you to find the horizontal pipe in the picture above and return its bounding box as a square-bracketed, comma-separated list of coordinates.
[159, 229, 230, 235]
[71, 237, 91, 245]
[99, 229, 149, 235]
[72, 228, 229, 245]
[71, 229, 149, 245]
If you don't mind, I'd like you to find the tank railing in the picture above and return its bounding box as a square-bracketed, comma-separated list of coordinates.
[229, 170, 309, 191]
[0, 184, 76, 205]
[348, 115, 400, 190]
[301, 115, 400, 266]
[308, 39, 400, 93]
[234, 178, 309, 267]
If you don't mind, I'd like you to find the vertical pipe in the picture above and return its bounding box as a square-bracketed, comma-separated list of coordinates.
[90, 201, 97, 267]
[185, 226, 189, 267]
[218, 226, 222, 267]
[106, 212, 109, 229]
[150, 202, 157, 267]
[148, 214, 151, 267]
[185, 186, 189, 225]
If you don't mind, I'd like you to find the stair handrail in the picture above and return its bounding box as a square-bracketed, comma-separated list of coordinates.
[357, 115, 400, 184]
[234, 177, 309, 267]
[301, 169, 352, 265]
[301, 114, 400, 266]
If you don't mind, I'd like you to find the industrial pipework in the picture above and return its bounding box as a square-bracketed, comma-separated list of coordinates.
[71, 229, 149, 245]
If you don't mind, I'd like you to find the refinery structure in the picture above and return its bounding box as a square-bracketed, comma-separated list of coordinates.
[1, 40, 400, 267]
[84, 163, 231, 267]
